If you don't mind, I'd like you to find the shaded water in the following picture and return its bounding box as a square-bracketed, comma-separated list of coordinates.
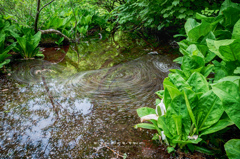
[0, 36, 178, 158]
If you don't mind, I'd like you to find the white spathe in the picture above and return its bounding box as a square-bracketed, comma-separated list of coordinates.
[140, 114, 158, 122]
[140, 98, 167, 141]
[156, 98, 166, 116]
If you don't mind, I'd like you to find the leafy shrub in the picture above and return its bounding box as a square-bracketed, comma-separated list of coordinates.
[15, 31, 43, 58]
[0, 34, 15, 68]
[114, 0, 225, 33]
[135, 0, 240, 156]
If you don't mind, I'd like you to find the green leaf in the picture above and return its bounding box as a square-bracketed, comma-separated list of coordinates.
[200, 118, 234, 136]
[184, 18, 199, 37]
[152, 133, 160, 140]
[181, 55, 205, 75]
[168, 73, 190, 91]
[212, 81, 240, 129]
[184, 90, 198, 133]
[205, 51, 216, 63]
[218, 76, 240, 84]
[172, 138, 202, 144]
[201, 64, 214, 77]
[214, 30, 232, 40]
[167, 147, 175, 153]
[185, 18, 217, 42]
[179, 8, 187, 13]
[155, 90, 164, 99]
[232, 19, 240, 39]
[219, 0, 240, 29]
[134, 123, 157, 130]
[158, 116, 173, 138]
[163, 77, 182, 99]
[234, 67, 240, 74]
[207, 39, 240, 61]
[157, 24, 165, 30]
[187, 72, 209, 94]
[16, 36, 27, 55]
[172, 0, 179, 6]
[225, 139, 240, 159]
[136, 107, 156, 118]
[196, 91, 223, 131]
[177, 14, 186, 19]
[172, 115, 182, 136]
[0, 59, 10, 68]
[170, 94, 191, 135]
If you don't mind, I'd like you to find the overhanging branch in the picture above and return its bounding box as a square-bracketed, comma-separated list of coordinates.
[39, 0, 55, 12]
[40, 29, 72, 42]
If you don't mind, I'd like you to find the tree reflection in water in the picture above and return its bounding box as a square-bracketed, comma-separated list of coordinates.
[0, 40, 177, 158]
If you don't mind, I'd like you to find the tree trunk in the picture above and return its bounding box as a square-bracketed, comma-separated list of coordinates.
[34, 0, 41, 33]
[34, 0, 55, 33]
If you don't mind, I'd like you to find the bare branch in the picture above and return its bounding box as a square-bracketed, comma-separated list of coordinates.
[40, 29, 72, 42]
[39, 0, 55, 13]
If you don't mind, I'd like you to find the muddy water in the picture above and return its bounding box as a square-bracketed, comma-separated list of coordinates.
[0, 37, 178, 158]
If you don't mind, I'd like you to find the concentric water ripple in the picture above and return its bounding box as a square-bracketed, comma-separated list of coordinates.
[11, 59, 67, 84]
[3, 54, 178, 158]
[61, 55, 177, 105]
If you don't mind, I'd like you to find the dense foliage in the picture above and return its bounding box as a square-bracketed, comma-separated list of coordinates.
[135, 0, 240, 158]
[114, 0, 225, 33]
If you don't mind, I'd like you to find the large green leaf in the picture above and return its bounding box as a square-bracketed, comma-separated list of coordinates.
[163, 85, 172, 110]
[136, 107, 156, 118]
[158, 115, 173, 139]
[196, 90, 223, 131]
[218, 76, 240, 85]
[214, 30, 232, 40]
[207, 39, 240, 61]
[200, 118, 234, 136]
[168, 73, 190, 91]
[16, 36, 27, 56]
[219, 0, 240, 29]
[181, 55, 205, 75]
[212, 81, 240, 129]
[186, 44, 204, 58]
[201, 64, 214, 77]
[184, 18, 217, 42]
[16, 32, 41, 58]
[172, 138, 202, 144]
[184, 89, 198, 133]
[170, 94, 191, 136]
[163, 77, 181, 100]
[165, 113, 178, 137]
[31, 31, 41, 50]
[172, 115, 182, 136]
[187, 72, 209, 94]
[225, 139, 240, 159]
[134, 123, 157, 130]
[232, 19, 240, 39]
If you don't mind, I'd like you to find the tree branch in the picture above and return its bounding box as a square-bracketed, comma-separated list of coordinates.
[40, 29, 72, 42]
[39, 0, 55, 13]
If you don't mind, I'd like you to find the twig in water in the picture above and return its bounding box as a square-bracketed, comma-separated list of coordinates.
[102, 143, 126, 158]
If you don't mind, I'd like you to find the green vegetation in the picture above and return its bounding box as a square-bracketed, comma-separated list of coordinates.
[0, 0, 239, 158]
[0, 34, 15, 68]
[135, 0, 240, 158]
[15, 31, 43, 58]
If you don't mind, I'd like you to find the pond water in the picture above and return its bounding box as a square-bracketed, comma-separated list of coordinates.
[0, 35, 178, 158]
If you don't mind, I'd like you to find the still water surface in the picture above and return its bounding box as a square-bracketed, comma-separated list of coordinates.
[0, 36, 177, 158]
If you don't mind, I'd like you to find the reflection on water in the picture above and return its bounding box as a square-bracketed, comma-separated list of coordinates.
[0, 37, 177, 158]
